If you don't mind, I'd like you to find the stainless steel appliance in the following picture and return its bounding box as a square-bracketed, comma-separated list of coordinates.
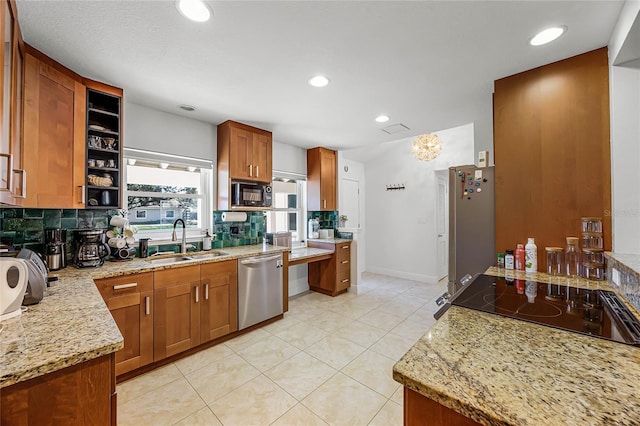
[231, 180, 272, 208]
[448, 165, 495, 295]
[44, 228, 67, 270]
[74, 229, 110, 268]
[435, 273, 640, 346]
[238, 253, 283, 330]
[16, 248, 49, 305]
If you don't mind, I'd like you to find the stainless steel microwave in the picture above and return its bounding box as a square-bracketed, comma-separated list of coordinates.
[231, 181, 272, 208]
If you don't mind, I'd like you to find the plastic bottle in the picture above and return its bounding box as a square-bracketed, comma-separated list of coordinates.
[505, 250, 515, 270]
[515, 244, 525, 271]
[565, 237, 580, 277]
[497, 253, 505, 268]
[203, 229, 212, 250]
[525, 238, 537, 274]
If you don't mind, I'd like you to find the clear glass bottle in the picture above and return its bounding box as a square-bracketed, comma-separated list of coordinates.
[565, 237, 580, 277]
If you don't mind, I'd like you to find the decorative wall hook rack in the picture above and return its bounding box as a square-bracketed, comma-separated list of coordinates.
[386, 184, 406, 191]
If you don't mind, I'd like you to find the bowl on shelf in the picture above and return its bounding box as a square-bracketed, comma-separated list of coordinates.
[88, 174, 113, 187]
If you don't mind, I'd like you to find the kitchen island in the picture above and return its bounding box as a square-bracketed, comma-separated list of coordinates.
[0, 244, 286, 424]
[393, 267, 640, 426]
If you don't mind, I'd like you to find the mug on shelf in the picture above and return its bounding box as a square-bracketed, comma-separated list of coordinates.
[88, 159, 96, 167]
[103, 138, 117, 150]
[95, 159, 105, 168]
[107, 159, 116, 168]
[88, 135, 102, 148]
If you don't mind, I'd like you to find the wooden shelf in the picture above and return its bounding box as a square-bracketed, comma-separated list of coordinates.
[88, 166, 118, 172]
[87, 185, 118, 190]
[88, 127, 119, 136]
[88, 107, 118, 117]
[88, 146, 119, 154]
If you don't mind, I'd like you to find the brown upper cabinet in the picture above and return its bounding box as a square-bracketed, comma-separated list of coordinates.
[217, 120, 273, 209]
[307, 147, 336, 211]
[0, 0, 25, 206]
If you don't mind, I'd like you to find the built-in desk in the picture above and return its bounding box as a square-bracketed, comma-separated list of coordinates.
[288, 247, 334, 266]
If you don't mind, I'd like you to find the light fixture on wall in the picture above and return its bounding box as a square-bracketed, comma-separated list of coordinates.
[159, 162, 169, 169]
[412, 133, 442, 161]
[127, 159, 137, 166]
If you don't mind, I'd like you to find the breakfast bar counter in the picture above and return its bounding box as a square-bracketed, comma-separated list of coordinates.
[393, 267, 640, 426]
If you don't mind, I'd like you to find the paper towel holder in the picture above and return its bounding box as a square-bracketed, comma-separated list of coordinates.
[221, 212, 248, 222]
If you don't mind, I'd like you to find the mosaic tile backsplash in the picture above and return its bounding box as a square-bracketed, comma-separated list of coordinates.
[308, 211, 338, 230]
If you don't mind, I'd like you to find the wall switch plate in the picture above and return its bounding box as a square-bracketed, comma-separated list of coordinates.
[612, 268, 621, 286]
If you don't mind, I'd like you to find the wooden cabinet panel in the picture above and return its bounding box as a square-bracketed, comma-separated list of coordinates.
[494, 48, 611, 263]
[22, 49, 86, 208]
[200, 260, 238, 343]
[404, 387, 480, 426]
[1, 354, 115, 425]
[229, 126, 252, 180]
[154, 265, 201, 361]
[95, 272, 153, 376]
[252, 132, 272, 182]
[308, 241, 350, 296]
[307, 147, 336, 211]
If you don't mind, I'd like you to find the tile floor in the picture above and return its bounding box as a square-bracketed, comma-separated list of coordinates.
[117, 272, 446, 426]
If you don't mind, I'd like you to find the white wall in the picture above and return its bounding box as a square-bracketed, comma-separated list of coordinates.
[609, 1, 640, 254]
[272, 141, 306, 176]
[361, 123, 475, 282]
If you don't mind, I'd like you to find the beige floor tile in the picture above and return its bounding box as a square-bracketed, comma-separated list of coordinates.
[358, 309, 406, 332]
[185, 353, 261, 404]
[271, 403, 329, 426]
[265, 351, 336, 400]
[238, 335, 300, 372]
[391, 386, 404, 405]
[371, 299, 419, 319]
[174, 343, 234, 376]
[275, 321, 328, 349]
[116, 363, 183, 404]
[304, 335, 366, 370]
[404, 285, 445, 300]
[342, 350, 401, 398]
[225, 328, 271, 352]
[307, 310, 352, 333]
[262, 315, 303, 335]
[118, 377, 205, 426]
[210, 375, 297, 425]
[390, 318, 433, 341]
[302, 373, 387, 426]
[333, 320, 387, 348]
[328, 301, 375, 320]
[174, 406, 222, 426]
[370, 333, 418, 361]
[286, 305, 326, 322]
[368, 400, 403, 426]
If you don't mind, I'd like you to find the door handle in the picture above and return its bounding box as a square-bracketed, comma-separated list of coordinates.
[113, 283, 137, 290]
[13, 169, 26, 198]
[145, 296, 150, 315]
[0, 153, 12, 192]
[195, 285, 199, 303]
[79, 185, 86, 204]
[249, 164, 253, 177]
[205, 283, 209, 300]
[256, 165, 259, 178]
[323, 199, 326, 209]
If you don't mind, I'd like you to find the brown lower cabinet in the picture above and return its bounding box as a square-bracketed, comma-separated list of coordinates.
[200, 260, 238, 342]
[308, 241, 351, 296]
[1, 354, 116, 425]
[404, 387, 481, 426]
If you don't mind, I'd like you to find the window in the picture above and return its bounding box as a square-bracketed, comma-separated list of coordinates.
[124, 148, 212, 240]
[266, 173, 306, 246]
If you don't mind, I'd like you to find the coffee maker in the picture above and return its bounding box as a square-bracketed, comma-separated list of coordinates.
[44, 228, 67, 271]
[74, 229, 110, 268]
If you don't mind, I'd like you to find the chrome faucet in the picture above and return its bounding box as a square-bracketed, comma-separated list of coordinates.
[172, 219, 187, 254]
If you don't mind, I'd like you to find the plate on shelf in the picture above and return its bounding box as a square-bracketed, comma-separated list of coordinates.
[89, 124, 106, 131]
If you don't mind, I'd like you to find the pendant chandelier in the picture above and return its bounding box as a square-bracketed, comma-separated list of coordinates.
[412, 133, 442, 161]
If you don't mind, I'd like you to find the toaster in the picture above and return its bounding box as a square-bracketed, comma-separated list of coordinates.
[16, 248, 49, 305]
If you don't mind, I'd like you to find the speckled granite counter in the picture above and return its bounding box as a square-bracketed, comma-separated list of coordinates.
[289, 247, 334, 263]
[0, 244, 285, 388]
[393, 267, 640, 426]
[307, 237, 352, 244]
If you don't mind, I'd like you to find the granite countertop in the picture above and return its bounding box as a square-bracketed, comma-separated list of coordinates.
[289, 247, 334, 262]
[307, 238, 352, 244]
[393, 267, 640, 426]
[0, 244, 286, 388]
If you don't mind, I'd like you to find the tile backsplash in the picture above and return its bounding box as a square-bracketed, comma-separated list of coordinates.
[212, 211, 266, 248]
[308, 211, 338, 230]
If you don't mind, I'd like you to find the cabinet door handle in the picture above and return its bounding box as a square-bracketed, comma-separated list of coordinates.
[79, 185, 86, 204]
[256, 165, 259, 178]
[13, 169, 26, 198]
[145, 296, 150, 315]
[113, 283, 137, 290]
[195, 285, 199, 303]
[0, 153, 12, 192]
[341, 278, 350, 283]
[341, 260, 349, 264]
[323, 199, 326, 209]
[205, 283, 209, 300]
[249, 164, 253, 177]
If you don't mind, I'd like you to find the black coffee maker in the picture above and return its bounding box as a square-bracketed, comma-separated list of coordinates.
[44, 228, 67, 271]
[74, 229, 110, 268]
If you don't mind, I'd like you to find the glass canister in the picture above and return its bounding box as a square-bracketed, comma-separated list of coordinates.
[545, 247, 564, 276]
[582, 262, 606, 280]
[565, 237, 580, 277]
[582, 248, 605, 264]
[581, 217, 603, 233]
[581, 233, 604, 249]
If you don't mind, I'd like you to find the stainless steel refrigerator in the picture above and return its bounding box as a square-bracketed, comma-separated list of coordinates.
[448, 165, 495, 294]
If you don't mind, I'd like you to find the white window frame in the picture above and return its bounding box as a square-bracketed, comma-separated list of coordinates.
[123, 148, 213, 242]
[267, 170, 307, 247]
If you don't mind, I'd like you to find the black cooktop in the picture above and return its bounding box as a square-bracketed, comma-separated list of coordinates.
[450, 274, 640, 346]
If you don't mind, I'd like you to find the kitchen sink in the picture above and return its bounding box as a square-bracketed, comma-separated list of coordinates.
[146, 251, 228, 265]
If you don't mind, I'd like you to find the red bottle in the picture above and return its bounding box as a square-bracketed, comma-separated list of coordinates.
[515, 244, 525, 271]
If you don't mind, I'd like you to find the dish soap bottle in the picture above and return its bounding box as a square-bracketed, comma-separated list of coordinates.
[203, 229, 212, 251]
[525, 238, 537, 274]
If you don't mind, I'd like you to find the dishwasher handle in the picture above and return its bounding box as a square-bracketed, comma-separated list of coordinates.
[240, 254, 282, 265]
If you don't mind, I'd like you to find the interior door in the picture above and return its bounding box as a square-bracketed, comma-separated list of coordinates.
[339, 178, 360, 228]
[436, 171, 449, 281]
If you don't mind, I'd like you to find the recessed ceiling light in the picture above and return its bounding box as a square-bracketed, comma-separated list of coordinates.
[179, 104, 196, 112]
[375, 115, 390, 123]
[308, 75, 330, 87]
[176, 0, 212, 23]
[530, 26, 566, 46]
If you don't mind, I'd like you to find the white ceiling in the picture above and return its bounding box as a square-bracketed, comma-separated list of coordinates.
[16, 1, 623, 151]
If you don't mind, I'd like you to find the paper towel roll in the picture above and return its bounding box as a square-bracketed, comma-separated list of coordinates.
[222, 212, 248, 222]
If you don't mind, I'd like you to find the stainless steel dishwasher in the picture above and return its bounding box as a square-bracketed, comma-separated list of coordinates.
[238, 253, 284, 330]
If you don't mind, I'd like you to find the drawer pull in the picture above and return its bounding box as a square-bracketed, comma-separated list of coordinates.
[342, 245, 349, 249]
[205, 283, 209, 300]
[341, 260, 349, 264]
[113, 283, 137, 290]
[341, 278, 350, 283]
[145, 296, 150, 315]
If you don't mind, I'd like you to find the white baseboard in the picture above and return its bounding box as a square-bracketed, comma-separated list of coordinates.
[365, 266, 438, 284]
